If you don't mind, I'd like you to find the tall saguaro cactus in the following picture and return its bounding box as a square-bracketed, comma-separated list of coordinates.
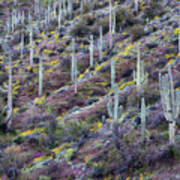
[29, 24, 34, 68]
[38, 57, 43, 97]
[71, 39, 78, 94]
[178, 20, 180, 53]
[133, 44, 146, 91]
[111, 59, 115, 89]
[109, 0, 113, 49]
[159, 65, 180, 144]
[141, 97, 146, 143]
[20, 32, 24, 61]
[80, 0, 83, 15]
[112, 8, 116, 34]
[107, 84, 123, 123]
[134, 0, 138, 13]
[98, 26, 103, 63]
[68, 0, 73, 19]
[89, 35, 94, 68]
[7, 54, 13, 128]
[0, 54, 13, 128]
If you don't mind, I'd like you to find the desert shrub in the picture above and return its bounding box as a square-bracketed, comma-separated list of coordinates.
[117, 0, 126, 4]
[71, 14, 96, 37]
[96, 16, 109, 34]
[130, 25, 145, 41]
[56, 119, 91, 142]
[116, 7, 137, 31]
[143, 0, 166, 19]
[71, 22, 90, 37]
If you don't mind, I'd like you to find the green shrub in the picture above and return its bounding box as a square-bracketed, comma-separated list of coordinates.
[116, 7, 137, 31]
[130, 25, 145, 41]
[143, 0, 166, 19]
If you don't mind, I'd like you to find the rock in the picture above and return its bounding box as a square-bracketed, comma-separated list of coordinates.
[155, 58, 167, 69]
[7, 167, 19, 179]
[33, 57, 40, 64]
[85, 97, 98, 106]
[48, 52, 57, 57]
[57, 47, 65, 53]
[146, 42, 158, 49]
[121, 68, 133, 78]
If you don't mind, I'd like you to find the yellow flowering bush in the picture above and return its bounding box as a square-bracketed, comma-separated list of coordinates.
[90, 122, 102, 132]
[33, 96, 46, 105]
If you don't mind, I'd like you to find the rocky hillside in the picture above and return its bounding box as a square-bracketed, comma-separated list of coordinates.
[0, 0, 180, 179]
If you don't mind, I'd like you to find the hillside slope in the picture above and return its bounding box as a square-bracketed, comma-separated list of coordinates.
[0, 0, 180, 179]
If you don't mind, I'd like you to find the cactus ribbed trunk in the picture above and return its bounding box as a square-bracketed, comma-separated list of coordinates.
[178, 20, 180, 53]
[20, 33, 24, 61]
[111, 59, 115, 89]
[38, 57, 43, 97]
[7, 54, 13, 129]
[109, 0, 112, 49]
[30, 25, 34, 68]
[89, 35, 94, 68]
[99, 26, 103, 62]
[114, 85, 119, 122]
[159, 65, 180, 144]
[141, 97, 146, 143]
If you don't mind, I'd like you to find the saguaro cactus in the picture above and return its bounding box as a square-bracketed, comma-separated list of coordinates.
[0, 54, 13, 128]
[109, 0, 113, 49]
[178, 20, 180, 53]
[89, 35, 94, 68]
[111, 59, 115, 89]
[134, 0, 138, 13]
[141, 97, 146, 143]
[29, 24, 34, 68]
[98, 26, 103, 62]
[7, 15, 11, 35]
[71, 39, 78, 94]
[80, 0, 83, 15]
[38, 57, 43, 97]
[68, 0, 73, 19]
[112, 8, 116, 34]
[159, 65, 180, 144]
[47, 2, 51, 24]
[133, 44, 146, 91]
[20, 32, 24, 61]
[107, 84, 123, 123]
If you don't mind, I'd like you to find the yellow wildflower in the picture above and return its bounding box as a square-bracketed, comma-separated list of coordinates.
[20, 128, 44, 137]
[90, 122, 102, 132]
[52, 143, 70, 155]
[33, 96, 45, 105]
[13, 108, 19, 114]
[173, 28, 179, 35]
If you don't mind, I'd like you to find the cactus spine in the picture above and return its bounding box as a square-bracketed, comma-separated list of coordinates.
[38, 57, 43, 97]
[109, 0, 112, 49]
[111, 59, 115, 89]
[89, 35, 94, 68]
[133, 44, 146, 91]
[71, 39, 78, 94]
[159, 65, 180, 144]
[141, 97, 146, 143]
